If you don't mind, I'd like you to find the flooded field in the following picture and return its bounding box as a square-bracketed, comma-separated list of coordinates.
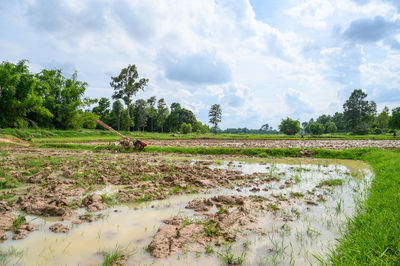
[0, 148, 372, 265]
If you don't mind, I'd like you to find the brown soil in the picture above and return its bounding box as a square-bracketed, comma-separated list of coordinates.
[145, 139, 400, 149]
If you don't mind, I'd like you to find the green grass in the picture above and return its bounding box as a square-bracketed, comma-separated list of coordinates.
[12, 213, 26, 229]
[318, 178, 344, 186]
[217, 245, 246, 265]
[100, 193, 119, 205]
[101, 245, 135, 266]
[324, 150, 400, 265]
[1, 128, 397, 141]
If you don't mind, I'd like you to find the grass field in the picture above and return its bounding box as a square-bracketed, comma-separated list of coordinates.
[0, 128, 397, 142]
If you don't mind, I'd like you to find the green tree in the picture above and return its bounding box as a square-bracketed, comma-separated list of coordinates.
[316, 114, 331, 126]
[376, 107, 390, 131]
[180, 122, 192, 134]
[343, 89, 377, 134]
[390, 107, 400, 129]
[0, 60, 52, 128]
[325, 122, 337, 133]
[92, 97, 110, 121]
[146, 96, 157, 132]
[332, 112, 345, 131]
[309, 122, 325, 135]
[279, 117, 300, 135]
[110, 64, 148, 121]
[168, 102, 182, 132]
[112, 100, 123, 130]
[36, 69, 87, 129]
[134, 99, 147, 131]
[156, 98, 169, 133]
[209, 104, 222, 131]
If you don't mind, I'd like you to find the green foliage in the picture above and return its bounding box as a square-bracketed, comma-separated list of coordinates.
[390, 107, 400, 129]
[327, 150, 400, 264]
[110, 64, 148, 121]
[376, 106, 390, 131]
[101, 245, 135, 266]
[209, 104, 222, 131]
[318, 178, 343, 186]
[343, 89, 376, 133]
[279, 117, 300, 135]
[309, 122, 325, 135]
[217, 245, 246, 265]
[180, 123, 192, 134]
[326, 122, 337, 133]
[12, 213, 26, 229]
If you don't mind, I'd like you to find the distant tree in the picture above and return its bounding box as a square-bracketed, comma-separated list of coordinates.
[209, 104, 222, 131]
[92, 97, 110, 121]
[343, 89, 376, 134]
[279, 118, 300, 135]
[193, 121, 209, 134]
[110, 64, 148, 121]
[180, 122, 192, 134]
[146, 96, 157, 132]
[156, 98, 169, 133]
[376, 106, 390, 131]
[112, 100, 123, 130]
[332, 112, 345, 131]
[390, 107, 400, 129]
[309, 122, 325, 135]
[316, 114, 331, 126]
[325, 122, 337, 133]
[167, 102, 183, 132]
[134, 99, 147, 131]
[261, 124, 270, 131]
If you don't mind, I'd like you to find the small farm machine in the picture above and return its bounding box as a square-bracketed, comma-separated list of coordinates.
[93, 119, 147, 151]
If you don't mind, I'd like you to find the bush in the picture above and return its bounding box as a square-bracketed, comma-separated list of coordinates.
[352, 122, 371, 135]
[180, 123, 192, 134]
[309, 123, 325, 135]
[279, 118, 300, 135]
[326, 122, 337, 133]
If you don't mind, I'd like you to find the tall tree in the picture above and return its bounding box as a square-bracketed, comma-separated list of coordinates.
[92, 97, 110, 121]
[156, 98, 169, 133]
[209, 104, 222, 131]
[343, 89, 376, 133]
[390, 107, 400, 130]
[146, 96, 157, 132]
[168, 102, 182, 132]
[112, 100, 123, 130]
[134, 99, 147, 131]
[332, 112, 345, 131]
[110, 64, 148, 121]
[376, 107, 390, 131]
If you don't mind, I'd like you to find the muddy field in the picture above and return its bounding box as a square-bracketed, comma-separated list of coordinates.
[145, 139, 400, 149]
[0, 146, 372, 265]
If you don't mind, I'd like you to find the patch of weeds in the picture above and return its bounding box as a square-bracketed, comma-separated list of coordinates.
[0, 151, 8, 156]
[182, 216, 200, 227]
[0, 193, 15, 200]
[205, 245, 214, 254]
[0, 176, 19, 190]
[290, 192, 304, 198]
[318, 178, 343, 187]
[170, 185, 182, 194]
[101, 193, 119, 205]
[306, 226, 321, 239]
[217, 207, 229, 215]
[268, 203, 280, 212]
[335, 199, 343, 215]
[136, 194, 150, 203]
[217, 245, 246, 265]
[101, 245, 135, 266]
[203, 219, 221, 237]
[12, 213, 26, 229]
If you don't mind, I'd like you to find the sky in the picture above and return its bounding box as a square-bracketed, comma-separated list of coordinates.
[1, 0, 400, 129]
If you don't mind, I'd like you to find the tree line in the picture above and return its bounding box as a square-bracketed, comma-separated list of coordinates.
[278, 89, 400, 135]
[0, 60, 210, 133]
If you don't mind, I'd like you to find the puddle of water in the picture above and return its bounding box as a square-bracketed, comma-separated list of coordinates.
[1, 159, 372, 266]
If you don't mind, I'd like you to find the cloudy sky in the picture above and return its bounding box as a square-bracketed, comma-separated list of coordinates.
[1, 0, 400, 129]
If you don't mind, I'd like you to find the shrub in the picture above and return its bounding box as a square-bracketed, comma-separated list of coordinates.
[180, 123, 192, 134]
[309, 123, 325, 135]
[279, 117, 300, 135]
